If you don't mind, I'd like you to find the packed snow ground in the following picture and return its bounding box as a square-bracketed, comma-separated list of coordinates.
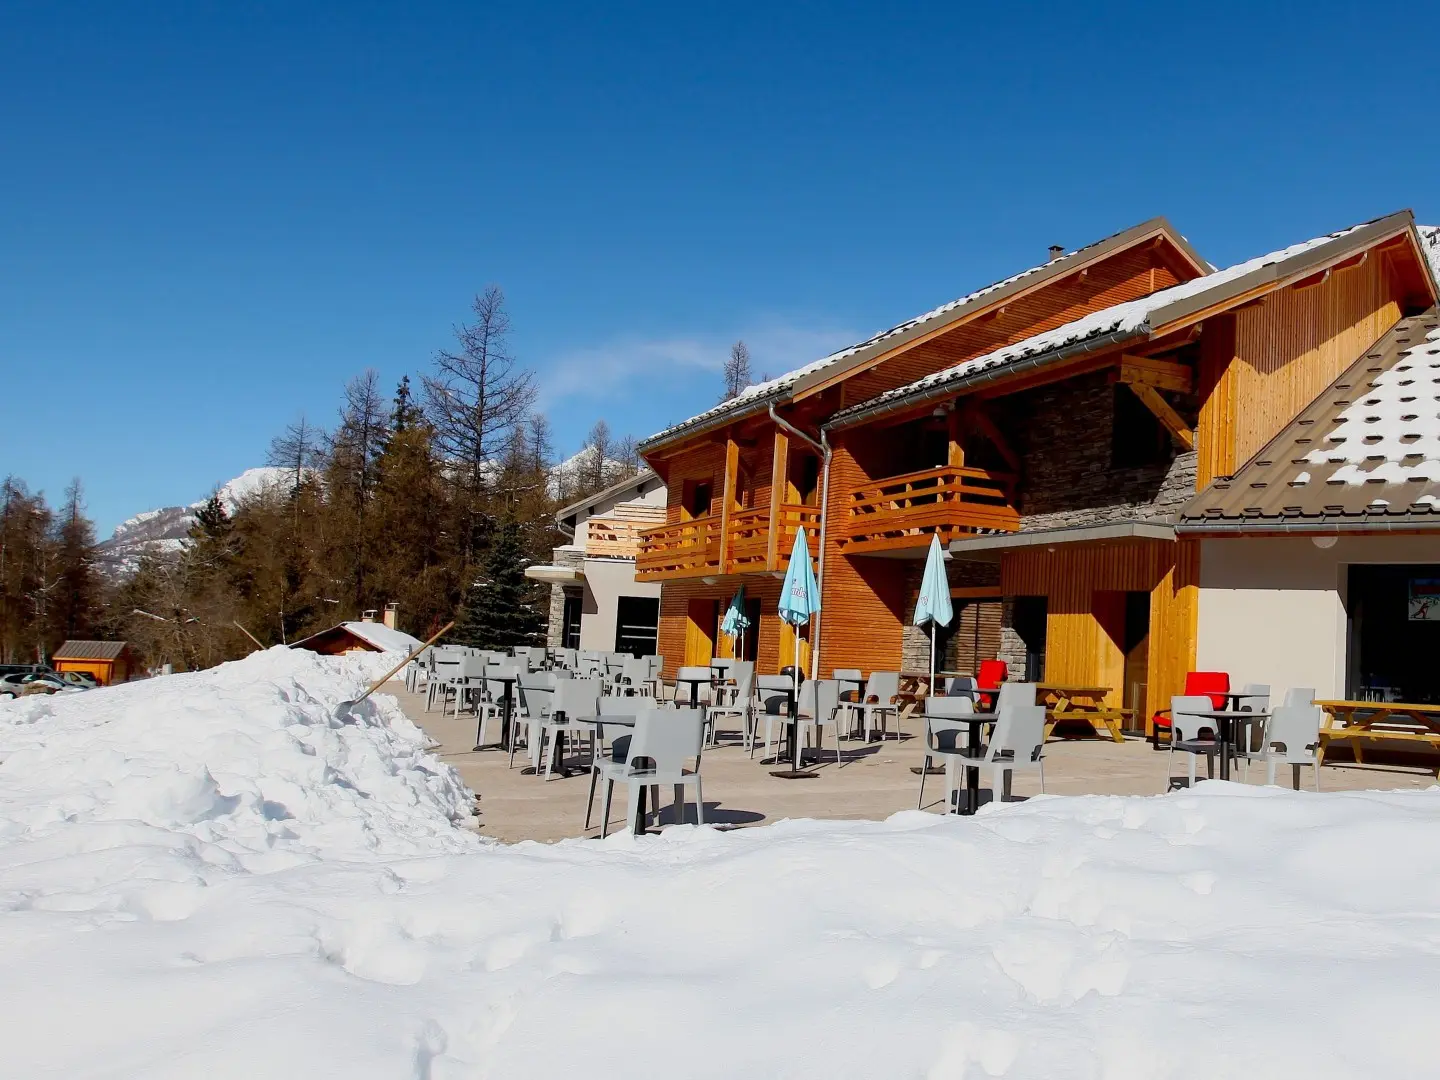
[2, 652, 1438, 1078]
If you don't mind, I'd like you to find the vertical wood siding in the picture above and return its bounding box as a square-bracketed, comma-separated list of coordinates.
[1197, 254, 1402, 486]
[1000, 539, 1198, 726]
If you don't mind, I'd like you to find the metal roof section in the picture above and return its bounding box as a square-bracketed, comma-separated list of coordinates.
[52, 640, 129, 661]
[829, 212, 1418, 431]
[554, 469, 659, 524]
[639, 217, 1209, 453]
[1179, 309, 1440, 534]
[948, 521, 1177, 561]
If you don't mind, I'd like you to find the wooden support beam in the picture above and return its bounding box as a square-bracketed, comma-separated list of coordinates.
[961, 403, 1021, 472]
[1127, 384, 1195, 450]
[767, 430, 789, 571]
[946, 407, 965, 467]
[718, 437, 738, 575]
[1292, 267, 1331, 291]
[1114, 354, 1194, 393]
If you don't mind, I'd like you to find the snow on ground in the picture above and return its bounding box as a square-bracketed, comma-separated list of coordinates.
[3, 655, 1439, 1078]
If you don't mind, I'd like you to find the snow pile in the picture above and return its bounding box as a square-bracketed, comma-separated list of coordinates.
[3, 656, 1440, 1077]
[0, 648, 476, 868]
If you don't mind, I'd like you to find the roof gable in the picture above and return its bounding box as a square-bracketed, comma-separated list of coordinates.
[1180, 308, 1440, 530]
[640, 217, 1207, 452]
[832, 211, 1428, 430]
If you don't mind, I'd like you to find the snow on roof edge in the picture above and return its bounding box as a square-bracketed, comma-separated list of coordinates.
[639, 218, 1199, 450]
[830, 216, 1397, 425]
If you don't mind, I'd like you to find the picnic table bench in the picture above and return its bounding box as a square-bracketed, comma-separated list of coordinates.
[1036, 683, 1127, 743]
[1314, 700, 1440, 771]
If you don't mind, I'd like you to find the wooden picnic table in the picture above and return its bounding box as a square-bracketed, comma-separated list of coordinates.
[1035, 683, 1127, 743]
[1314, 699, 1440, 769]
[896, 670, 964, 720]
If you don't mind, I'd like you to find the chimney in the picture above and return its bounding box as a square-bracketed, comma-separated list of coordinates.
[360, 609, 378, 623]
[1048, 245, 1065, 262]
[383, 603, 398, 631]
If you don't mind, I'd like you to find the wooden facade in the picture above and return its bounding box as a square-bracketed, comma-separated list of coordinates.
[638, 215, 1438, 723]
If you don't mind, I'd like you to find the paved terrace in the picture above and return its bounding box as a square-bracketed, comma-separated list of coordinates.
[386, 684, 1440, 843]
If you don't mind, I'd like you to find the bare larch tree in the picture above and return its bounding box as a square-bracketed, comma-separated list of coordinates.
[721, 339, 752, 402]
[423, 285, 537, 501]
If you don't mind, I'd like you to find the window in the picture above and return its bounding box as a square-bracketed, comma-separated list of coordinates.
[615, 596, 660, 656]
[561, 593, 582, 650]
[789, 453, 821, 506]
[1111, 385, 1172, 469]
[683, 480, 713, 519]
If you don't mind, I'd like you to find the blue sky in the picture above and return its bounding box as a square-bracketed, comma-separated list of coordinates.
[3, 1, 1438, 534]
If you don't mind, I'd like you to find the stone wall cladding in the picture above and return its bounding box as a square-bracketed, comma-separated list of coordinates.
[543, 547, 585, 646]
[1015, 370, 1196, 530]
[898, 559, 1001, 672]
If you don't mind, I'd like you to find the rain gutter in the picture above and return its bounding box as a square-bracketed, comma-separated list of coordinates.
[826, 327, 1145, 432]
[769, 405, 831, 677]
[1176, 517, 1440, 536]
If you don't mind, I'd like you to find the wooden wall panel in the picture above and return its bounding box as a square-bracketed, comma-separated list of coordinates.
[663, 443, 726, 524]
[1210, 255, 1401, 479]
[813, 437, 909, 678]
[842, 247, 1181, 404]
[657, 578, 785, 679]
[1000, 540, 1196, 721]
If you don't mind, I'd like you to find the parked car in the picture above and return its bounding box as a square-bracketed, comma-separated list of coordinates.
[0, 672, 83, 697]
[58, 671, 100, 689]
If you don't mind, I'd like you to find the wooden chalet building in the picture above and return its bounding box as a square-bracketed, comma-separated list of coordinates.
[636, 212, 1439, 730]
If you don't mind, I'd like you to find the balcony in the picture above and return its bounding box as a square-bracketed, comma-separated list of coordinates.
[840, 465, 1019, 555]
[584, 508, 665, 559]
[634, 516, 723, 580]
[728, 505, 821, 572]
[635, 503, 822, 582]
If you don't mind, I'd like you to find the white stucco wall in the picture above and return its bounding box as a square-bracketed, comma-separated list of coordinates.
[578, 557, 661, 651]
[1197, 535, 1440, 700]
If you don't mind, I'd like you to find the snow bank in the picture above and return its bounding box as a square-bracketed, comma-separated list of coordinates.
[3, 655, 1439, 1077]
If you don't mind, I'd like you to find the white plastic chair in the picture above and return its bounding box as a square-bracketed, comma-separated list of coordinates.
[1261, 701, 1323, 790]
[1167, 694, 1221, 788]
[1231, 683, 1271, 779]
[981, 702, 1047, 802]
[796, 678, 843, 766]
[583, 696, 644, 830]
[705, 661, 754, 746]
[918, 695, 977, 813]
[754, 674, 795, 759]
[594, 707, 706, 836]
[842, 671, 900, 742]
[509, 673, 556, 769]
[534, 678, 602, 779]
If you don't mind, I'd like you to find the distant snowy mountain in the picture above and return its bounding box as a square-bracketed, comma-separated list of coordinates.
[96, 467, 292, 576]
[98, 454, 639, 577]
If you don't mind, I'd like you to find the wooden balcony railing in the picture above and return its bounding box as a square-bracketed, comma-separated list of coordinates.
[635, 515, 722, 580]
[841, 465, 1019, 554]
[728, 504, 821, 572]
[584, 507, 666, 559]
[635, 503, 822, 581]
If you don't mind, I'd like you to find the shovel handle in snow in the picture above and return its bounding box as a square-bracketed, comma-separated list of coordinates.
[337, 621, 454, 717]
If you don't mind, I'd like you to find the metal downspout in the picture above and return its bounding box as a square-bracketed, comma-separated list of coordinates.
[769, 406, 832, 678]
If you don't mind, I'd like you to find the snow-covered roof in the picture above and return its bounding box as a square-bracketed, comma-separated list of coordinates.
[1181, 307, 1440, 529]
[640, 217, 1208, 451]
[293, 621, 424, 654]
[831, 213, 1416, 428]
[341, 622, 423, 653]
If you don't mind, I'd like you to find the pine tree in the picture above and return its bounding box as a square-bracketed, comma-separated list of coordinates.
[451, 517, 544, 650]
[391, 375, 420, 435]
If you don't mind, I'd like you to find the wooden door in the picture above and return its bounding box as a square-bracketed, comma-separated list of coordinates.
[684, 598, 718, 666]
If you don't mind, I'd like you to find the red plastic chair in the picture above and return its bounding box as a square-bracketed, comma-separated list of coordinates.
[1151, 671, 1229, 748]
[976, 659, 1008, 711]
